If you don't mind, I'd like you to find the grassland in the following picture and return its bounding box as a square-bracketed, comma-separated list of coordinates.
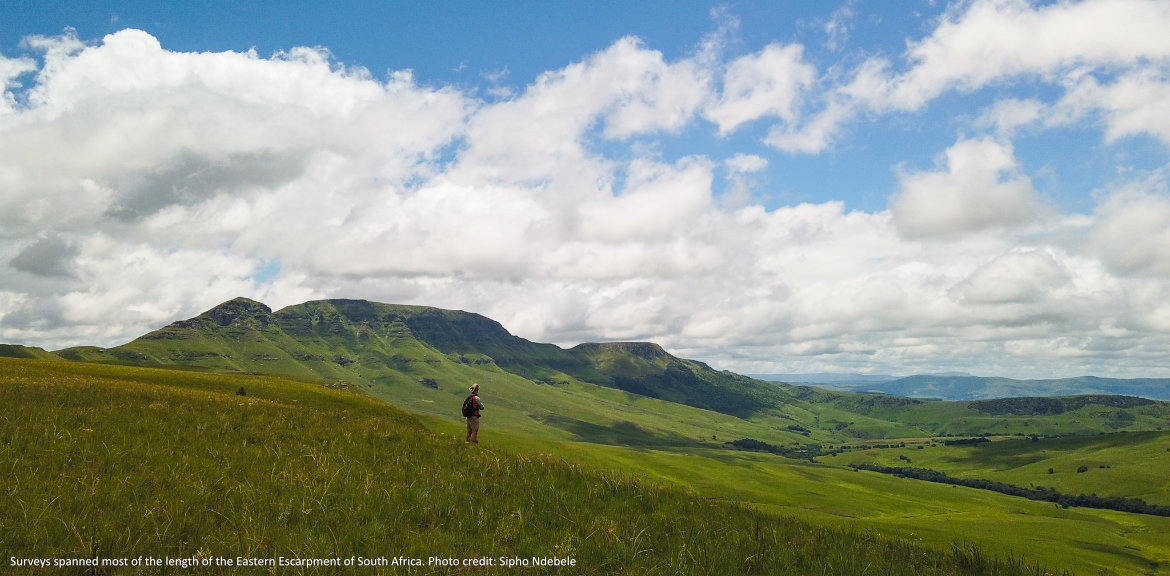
[834, 431, 1170, 506]
[2, 357, 1064, 575]
[468, 432, 1170, 576]
[6, 292, 1170, 575]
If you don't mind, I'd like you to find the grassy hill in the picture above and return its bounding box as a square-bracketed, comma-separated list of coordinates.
[37, 297, 1170, 447]
[835, 430, 1170, 506]
[8, 297, 1170, 573]
[829, 374, 1170, 401]
[1, 357, 1058, 575]
[55, 298, 788, 419]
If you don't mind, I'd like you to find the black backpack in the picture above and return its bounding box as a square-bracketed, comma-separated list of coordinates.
[461, 394, 477, 417]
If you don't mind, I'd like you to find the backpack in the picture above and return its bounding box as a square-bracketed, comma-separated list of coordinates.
[461, 394, 477, 417]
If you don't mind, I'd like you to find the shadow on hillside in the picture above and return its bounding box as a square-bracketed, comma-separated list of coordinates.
[535, 414, 704, 448]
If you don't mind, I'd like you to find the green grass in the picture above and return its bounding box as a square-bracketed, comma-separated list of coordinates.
[482, 439, 1170, 576]
[2, 358, 1060, 575]
[834, 431, 1170, 506]
[47, 297, 1170, 451]
[817, 393, 1170, 438]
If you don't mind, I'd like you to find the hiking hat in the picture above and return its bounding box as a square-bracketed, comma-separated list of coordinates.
[470, 383, 480, 393]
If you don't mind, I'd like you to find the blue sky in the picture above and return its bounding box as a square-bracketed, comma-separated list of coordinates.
[4, 0, 1153, 213]
[2, 1, 1170, 379]
[2, 0, 966, 212]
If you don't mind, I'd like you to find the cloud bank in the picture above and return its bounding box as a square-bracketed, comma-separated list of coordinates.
[3, 0, 1170, 379]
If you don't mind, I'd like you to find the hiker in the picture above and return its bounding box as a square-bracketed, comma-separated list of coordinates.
[464, 384, 484, 443]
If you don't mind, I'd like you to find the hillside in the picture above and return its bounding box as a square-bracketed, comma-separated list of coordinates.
[6, 300, 1170, 574]
[1, 357, 1057, 576]
[12, 297, 1170, 445]
[798, 373, 1170, 401]
[53, 297, 786, 419]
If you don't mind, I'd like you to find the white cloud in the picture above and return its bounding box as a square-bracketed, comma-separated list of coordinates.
[0, 53, 36, 116]
[1085, 183, 1170, 277]
[763, 94, 854, 154]
[890, 0, 1170, 111]
[823, 2, 857, 52]
[2, 24, 1170, 380]
[705, 43, 815, 135]
[780, 0, 1170, 157]
[1060, 70, 1170, 147]
[977, 97, 1045, 135]
[953, 250, 1070, 304]
[725, 153, 767, 174]
[890, 137, 1043, 238]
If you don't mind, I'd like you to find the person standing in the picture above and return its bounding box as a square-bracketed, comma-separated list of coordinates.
[465, 383, 484, 443]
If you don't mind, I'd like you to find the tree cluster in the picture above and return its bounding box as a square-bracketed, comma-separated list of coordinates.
[725, 438, 833, 460]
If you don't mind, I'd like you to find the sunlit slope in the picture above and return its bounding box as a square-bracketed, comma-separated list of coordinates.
[809, 388, 1170, 437]
[50, 298, 825, 447]
[44, 297, 1170, 443]
[836, 430, 1170, 506]
[862, 374, 1170, 401]
[1, 357, 1054, 576]
[523, 441, 1170, 576]
[59, 298, 787, 414]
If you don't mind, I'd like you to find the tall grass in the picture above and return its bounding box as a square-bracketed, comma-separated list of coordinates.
[2, 358, 1063, 575]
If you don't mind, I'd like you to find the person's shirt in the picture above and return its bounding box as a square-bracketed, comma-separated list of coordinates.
[474, 395, 484, 414]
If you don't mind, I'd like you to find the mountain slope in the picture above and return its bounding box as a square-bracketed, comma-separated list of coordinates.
[59, 297, 788, 420]
[0, 344, 59, 360]
[570, 342, 780, 416]
[863, 374, 1170, 401]
[45, 297, 1170, 442]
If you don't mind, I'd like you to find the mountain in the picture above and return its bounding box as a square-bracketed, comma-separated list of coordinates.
[826, 374, 1170, 401]
[15, 296, 1170, 443]
[54, 297, 787, 418]
[751, 373, 900, 386]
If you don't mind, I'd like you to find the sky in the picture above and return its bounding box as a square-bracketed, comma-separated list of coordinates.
[2, 0, 1170, 379]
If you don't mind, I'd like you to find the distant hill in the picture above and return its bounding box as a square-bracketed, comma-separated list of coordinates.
[48, 297, 787, 418]
[0, 344, 59, 360]
[805, 374, 1170, 401]
[751, 373, 900, 386]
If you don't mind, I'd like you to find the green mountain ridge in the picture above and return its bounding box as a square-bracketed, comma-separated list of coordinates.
[850, 374, 1170, 401]
[50, 297, 788, 420]
[7, 296, 1169, 443]
[5, 298, 1170, 575]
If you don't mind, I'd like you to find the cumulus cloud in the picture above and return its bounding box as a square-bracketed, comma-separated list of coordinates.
[9, 234, 79, 278]
[774, 0, 1170, 156]
[0, 53, 36, 115]
[725, 153, 767, 174]
[705, 43, 815, 135]
[953, 250, 1070, 304]
[1059, 70, 1170, 147]
[1085, 184, 1170, 277]
[890, 137, 1043, 238]
[889, 0, 1170, 111]
[977, 98, 1045, 135]
[2, 21, 1170, 379]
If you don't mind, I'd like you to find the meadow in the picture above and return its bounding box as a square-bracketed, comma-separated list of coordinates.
[0, 357, 1065, 575]
[834, 431, 1170, 506]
